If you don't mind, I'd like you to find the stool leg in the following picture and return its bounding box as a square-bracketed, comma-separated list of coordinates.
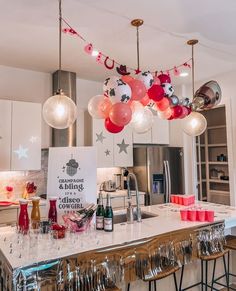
[210, 259, 216, 291]
[179, 265, 184, 291]
[223, 254, 229, 290]
[149, 281, 152, 291]
[154, 280, 157, 291]
[127, 282, 130, 291]
[201, 259, 204, 291]
[173, 272, 178, 291]
[205, 260, 208, 291]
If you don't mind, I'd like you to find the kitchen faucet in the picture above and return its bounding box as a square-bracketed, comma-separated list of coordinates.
[126, 172, 142, 223]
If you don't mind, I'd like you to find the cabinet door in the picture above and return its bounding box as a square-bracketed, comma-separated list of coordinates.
[11, 101, 41, 170]
[0, 100, 11, 170]
[152, 116, 169, 144]
[114, 126, 133, 167]
[92, 119, 114, 168]
[132, 130, 152, 144]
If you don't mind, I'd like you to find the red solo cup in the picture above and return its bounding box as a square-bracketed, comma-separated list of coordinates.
[170, 195, 175, 203]
[178, 196, 183, 205]
[206, 210, 214, 222]
[180, 209, 188, 221]
[182, 197, 188, 206]
[174, 196, 179, 204]
[197, 210, 205, 222]
[188, 210, 197, 221]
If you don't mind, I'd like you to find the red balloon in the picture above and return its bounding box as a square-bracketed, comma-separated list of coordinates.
[158, 73, 171, 84]
[105, 118, 124, 133]
[172, 105, 183, 119]
[156, 97, 170, 111]
[121, 75, 134, 84]
[179, 106, 189, 119]
[140, 94, 150, 106]
[129, 79, 146, 101]
[109, 103, 132, 127]
[148, 85, 164, 102]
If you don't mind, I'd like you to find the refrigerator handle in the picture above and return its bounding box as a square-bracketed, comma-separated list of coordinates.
[166, 160, 171, 203]
[163, 161, 169, 203]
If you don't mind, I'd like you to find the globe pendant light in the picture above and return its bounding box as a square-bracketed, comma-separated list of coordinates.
[182, 40, 207, 136]
[43, 0, 77, 129]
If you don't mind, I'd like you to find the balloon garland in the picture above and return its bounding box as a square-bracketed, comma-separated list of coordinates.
[88, 72, 192, 134]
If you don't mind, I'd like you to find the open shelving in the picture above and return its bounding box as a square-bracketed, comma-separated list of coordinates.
[195, 105, 230, 205]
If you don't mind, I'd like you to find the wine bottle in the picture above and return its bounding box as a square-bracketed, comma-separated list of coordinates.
[96, 191, 105, 230]
[104, 194, 113, 232]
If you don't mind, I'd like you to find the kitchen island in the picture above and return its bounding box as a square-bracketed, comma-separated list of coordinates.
[0, 202, 236, 290]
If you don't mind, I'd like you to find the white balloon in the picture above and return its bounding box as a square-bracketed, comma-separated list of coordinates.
[138, 71, 154, 90]
[161, 82, 174, 97]
[146, 100, 158, 112]
[88, 95, 106, 119]
[132, 107, 154, 134]
[182, 112, 207, 136]
[130, 101, 145, 126]
[108, 80, 131, 104]
[103, 76, 120, 95]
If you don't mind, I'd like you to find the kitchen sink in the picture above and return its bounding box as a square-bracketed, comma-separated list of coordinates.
[113, 211, 158, 224]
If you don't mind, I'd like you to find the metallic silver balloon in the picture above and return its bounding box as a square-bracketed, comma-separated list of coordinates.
[181, 97, 190, 107]
[192, 80, 221, 110]
[169, 95, 179, 106]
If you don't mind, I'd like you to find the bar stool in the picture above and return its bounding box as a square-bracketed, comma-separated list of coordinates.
[127, 265, 179, 291]
[179, 249, 229, 291]
[212, 234, 236, 290]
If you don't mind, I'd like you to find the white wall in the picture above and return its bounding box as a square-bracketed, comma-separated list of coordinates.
[0, 65, 102, 148]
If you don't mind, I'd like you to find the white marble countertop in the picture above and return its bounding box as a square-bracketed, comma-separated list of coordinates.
[0, 201, 236, 270]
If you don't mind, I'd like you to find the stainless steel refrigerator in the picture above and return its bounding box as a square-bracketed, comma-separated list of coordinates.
[132, 146, 185, 205]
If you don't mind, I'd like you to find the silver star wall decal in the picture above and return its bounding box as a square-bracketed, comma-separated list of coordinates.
[104, 149, 111, 156]
[96, 131, 106, 143]
[29, 136, 38, 143]
[117, 139, 129, 154]
[14, 145, 28, 159]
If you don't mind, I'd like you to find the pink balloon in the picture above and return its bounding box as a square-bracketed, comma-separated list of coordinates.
[109, 103, 132, 127]
[156, 97, 170, 111]
[153, 76, 161, 85]
[121, 75, 134, 84]
[158, 107, 173, 120]
[129, 79, 147, 101]
[140, 94, 150, 106]
[99, 97, 112, 118]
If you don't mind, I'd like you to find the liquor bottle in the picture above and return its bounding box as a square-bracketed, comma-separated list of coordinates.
[31, 196, 41, 229]
[18, 199, 29, 234]
[48, 197, 58, 223]
[104, 194, 113, 232]
[96, 191, 105, 230]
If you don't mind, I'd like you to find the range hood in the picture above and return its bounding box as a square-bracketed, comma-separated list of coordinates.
[52, 70, 77, 147]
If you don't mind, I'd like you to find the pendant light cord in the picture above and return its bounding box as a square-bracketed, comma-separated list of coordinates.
[191, 44, 195, 98]
[136, 26, 140, 71]
[58, 0, 62, 91]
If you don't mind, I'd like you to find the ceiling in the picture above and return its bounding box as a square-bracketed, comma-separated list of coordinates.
[0, 0, 236, 86]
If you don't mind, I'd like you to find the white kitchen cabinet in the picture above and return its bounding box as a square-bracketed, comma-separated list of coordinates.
[114, 126, 133, 167]
[152, 116, 169, 144]
[11, 101, 41, 171]
[0, 100, 41, 171]
[0, 100, 12, 170]
[92, 119, 114, 168]
[133, 116, 169, 145]
[92, 119, 133, 168]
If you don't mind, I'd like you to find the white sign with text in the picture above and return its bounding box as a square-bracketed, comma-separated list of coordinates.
[47, 147, 97, 214]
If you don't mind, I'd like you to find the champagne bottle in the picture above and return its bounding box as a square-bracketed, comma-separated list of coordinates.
[96, 191, 105, 230]
[104, 194, 113, 232]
